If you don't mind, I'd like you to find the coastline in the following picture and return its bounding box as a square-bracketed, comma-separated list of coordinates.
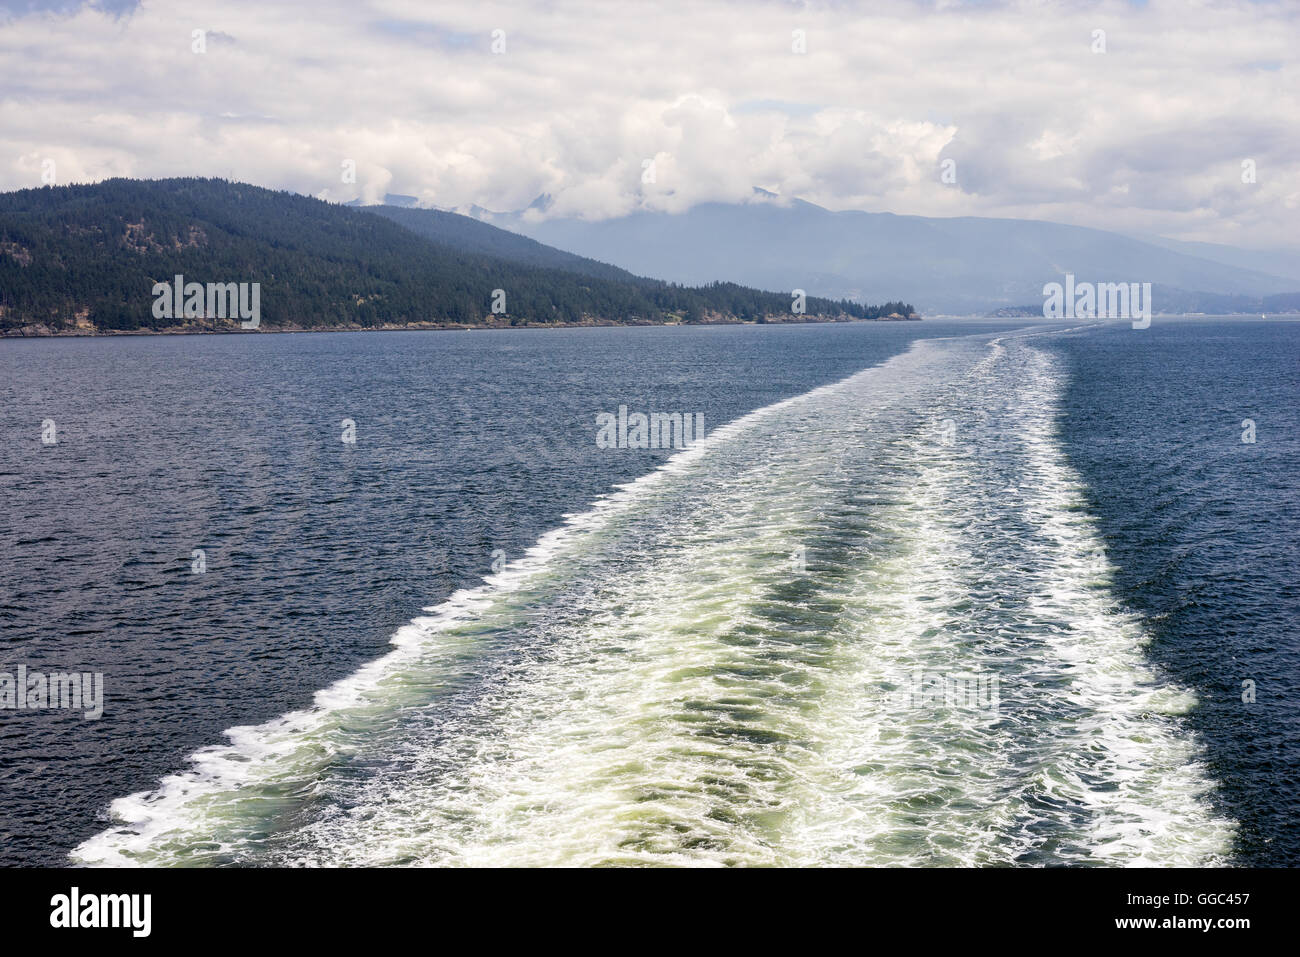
[0, 312, 922, 339]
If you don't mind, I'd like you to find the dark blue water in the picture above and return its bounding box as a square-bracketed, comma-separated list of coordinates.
[1, 319, 1296, 866]
[0, 321, 1003, 865]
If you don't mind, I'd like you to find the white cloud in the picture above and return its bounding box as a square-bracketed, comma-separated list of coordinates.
[0, 0, 1296, 246]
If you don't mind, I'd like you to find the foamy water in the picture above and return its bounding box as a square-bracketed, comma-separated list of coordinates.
[73, 327, 1235, 867]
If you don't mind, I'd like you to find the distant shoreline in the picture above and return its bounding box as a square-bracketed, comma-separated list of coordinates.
[0, 313, 921, 339]
[7, 315, 1294, 340]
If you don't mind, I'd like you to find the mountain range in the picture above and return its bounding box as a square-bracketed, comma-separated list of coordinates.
[470, 192, 1299, 315]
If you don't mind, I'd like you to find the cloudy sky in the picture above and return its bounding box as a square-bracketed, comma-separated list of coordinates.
[1, 0, 1296, 247]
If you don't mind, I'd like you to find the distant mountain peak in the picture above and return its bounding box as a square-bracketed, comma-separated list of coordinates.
[526, 193, 554, 213]
[343, 192, 418, 209]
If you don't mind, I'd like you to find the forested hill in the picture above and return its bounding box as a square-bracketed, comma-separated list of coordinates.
[0, 178, 914, 333]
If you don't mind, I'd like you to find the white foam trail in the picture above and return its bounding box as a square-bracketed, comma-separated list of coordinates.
[757, 334, 1232, 866]
[1002, 345, 1231, 864]
[74, 329, 1235, 867]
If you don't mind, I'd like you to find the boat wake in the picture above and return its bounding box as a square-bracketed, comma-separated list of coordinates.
[74, 327, 1235, 867]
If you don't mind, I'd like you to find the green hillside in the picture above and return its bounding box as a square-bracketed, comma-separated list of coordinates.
[0, 179, 912, 332]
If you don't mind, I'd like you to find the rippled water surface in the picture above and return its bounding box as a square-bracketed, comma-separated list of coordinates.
[1, 319, 1295, 865]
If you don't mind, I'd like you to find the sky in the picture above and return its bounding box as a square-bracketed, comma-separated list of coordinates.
[0, 0, 1296, 248]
